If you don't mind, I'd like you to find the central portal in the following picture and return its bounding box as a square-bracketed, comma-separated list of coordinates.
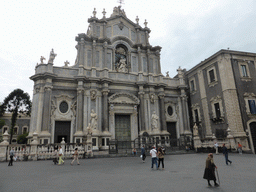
[54, 121, 71, 143]
[115, 115, 131, 141]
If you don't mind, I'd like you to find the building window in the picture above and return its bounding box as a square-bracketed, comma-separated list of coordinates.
[13, 127, 18, 135]
[241, 65, 248, 77]
[194, 109, 199, 123]
[209, 69, 215, 83]
[248, 100, 256, 114]
[92, 138, 96, 146]
[102, 138, 105, 146]
[22, 127, 28, 134]
[59, 101, 69, 114]
[190, 80, 195, 92]
[167, 106, 173, 116]
[3, 126, 8, 134]
[214, 103, 221, 118]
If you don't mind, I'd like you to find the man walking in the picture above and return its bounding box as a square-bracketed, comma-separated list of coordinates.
[8, 148, 15, 166]
[150, 146, 158, 169]
[223, 144, 232, 165]
[141, 145, 146, 163]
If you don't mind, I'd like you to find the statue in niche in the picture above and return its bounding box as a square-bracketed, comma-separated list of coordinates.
[115, 47, 128, 72]
[90, 109, 98, 129]
[150, 94, 154, 103]
[118, 58, 128, 73]
[48, 49, 57, 64]
[90, 90, 96, 101]
[151, 111, 159, 130]
[193, 123, 199, 136]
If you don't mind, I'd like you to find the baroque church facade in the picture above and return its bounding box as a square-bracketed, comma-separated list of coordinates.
[28, 6, 192, 150]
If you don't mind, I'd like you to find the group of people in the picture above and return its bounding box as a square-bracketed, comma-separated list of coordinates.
[53, 146, 80, 166]
[140, 145, 165, 170]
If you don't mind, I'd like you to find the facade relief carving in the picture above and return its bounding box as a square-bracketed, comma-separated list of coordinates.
[90, 109, 98, 130]
[90, 90, 97, 101]
[151, 111, 159, 130]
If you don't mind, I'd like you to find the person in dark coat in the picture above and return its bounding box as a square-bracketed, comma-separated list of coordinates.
[141, 145, 146, 163]
[223, 143, 232, 165]
[203, 153, 219, 187]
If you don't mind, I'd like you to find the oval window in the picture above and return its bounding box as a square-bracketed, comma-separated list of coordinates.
[167, 106, 173, 116]
[59, 101, 69, 113]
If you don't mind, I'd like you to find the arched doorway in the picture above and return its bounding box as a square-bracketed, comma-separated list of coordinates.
[249, 122, 256, 154]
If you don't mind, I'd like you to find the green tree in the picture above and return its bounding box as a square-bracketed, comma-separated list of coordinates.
[17, 132, 29, 144]
[1, 89, 32, 144]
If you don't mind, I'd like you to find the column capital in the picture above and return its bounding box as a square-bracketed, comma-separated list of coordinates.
[138, 91, 145, 96]
[102, 89, 109, 95]
[44, 85, 53, 92]
[77, 88, 84, 95]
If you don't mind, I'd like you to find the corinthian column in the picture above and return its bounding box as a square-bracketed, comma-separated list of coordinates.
[41, 85, 52, 132]
[102, 89, 109, 132]
[76, 87, 84, 132]
[158, 93, 167, 131]
[139, 86, 145, 131]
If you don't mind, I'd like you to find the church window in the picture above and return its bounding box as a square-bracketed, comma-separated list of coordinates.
[143, 57, 147, 73]
[149, 58, 153, 73]
[132, 56, 138, 72]
[131, 31, 136, 42]
[194, 109, 199, 123]
[92, 138, 96, 146]
[241, 65, 248, 77]
[167, 106, 173, 116]
[87, 50, 92, 67]
[22, 127, 28, 134]
[248, 100, 256, 114]
[107, 53, 112, 69]
[102, 138, 105, 146]
[96, 26, 100, 37]
[96, 51, 100, 68]
[59, 101, 69, 114]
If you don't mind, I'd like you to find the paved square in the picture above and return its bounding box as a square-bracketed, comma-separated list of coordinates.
[0, 153, 255, 192]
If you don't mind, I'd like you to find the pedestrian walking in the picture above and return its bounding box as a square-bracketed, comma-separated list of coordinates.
[157, 147, 164, 169]
[237, 142, 242, 155]
[214, 142, 219, 155]
[58, 146, 65, 165]
[150, 146, 158, 169]
[203, 153, 219, 187]
[222, 144, 232, 165]
[52, 148, 58, 165]
[141, 145, 146, 163]
[70, 148, 80, 165]
[8, 148, 15, 166]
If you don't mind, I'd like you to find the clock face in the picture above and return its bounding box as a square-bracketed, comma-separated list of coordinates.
[59, 101, 68, 113]
[167, 106, 173, 116]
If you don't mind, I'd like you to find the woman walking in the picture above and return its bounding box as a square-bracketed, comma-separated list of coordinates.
[157, 147, 164, 169]
[58, 146, 65, 165]
[70, 148, 80, 165]
[203, 153, 219, 187]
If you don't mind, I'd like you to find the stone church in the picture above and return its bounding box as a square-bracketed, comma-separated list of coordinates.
[28, 6, 191, 150]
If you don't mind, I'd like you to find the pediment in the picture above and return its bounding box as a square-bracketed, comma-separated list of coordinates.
[108, 92, 140, 105]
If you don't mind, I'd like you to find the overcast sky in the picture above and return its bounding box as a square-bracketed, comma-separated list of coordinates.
[1, 0, 256, 103]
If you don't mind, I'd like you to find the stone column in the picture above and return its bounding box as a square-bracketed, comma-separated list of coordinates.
[180, 93, 190, 134]
[139, 86, 145, 131]
[146, 49, 150, 73]
[79, 38, 85, 67]
[42, 85, 52, 132]
[138, 47, 142, 72]
[103, 22, 106, 38]
[158, 93, 167, 131]
[112, 48, 115, 70]
[156, 50, 161, 75]
[76, 87, 84, 132]
[92, 40, 96, 67]
[136, 29, 140, 44]
[102, 89, 109, 132]
[103, 42, 108, 68]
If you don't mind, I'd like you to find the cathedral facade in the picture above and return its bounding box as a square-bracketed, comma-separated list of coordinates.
[28, 6, 191, 150]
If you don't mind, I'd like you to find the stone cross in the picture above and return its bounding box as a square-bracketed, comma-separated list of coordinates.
[64, 60, 70, 67]
[102, 8, 106, 18]
[136, 16, 139, 24]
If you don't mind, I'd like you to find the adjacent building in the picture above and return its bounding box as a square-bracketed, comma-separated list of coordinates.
[186, 49, 256, 153]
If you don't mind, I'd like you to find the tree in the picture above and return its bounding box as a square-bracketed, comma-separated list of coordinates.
[1, 89, 32, 144]
[17, 132, 29, 144]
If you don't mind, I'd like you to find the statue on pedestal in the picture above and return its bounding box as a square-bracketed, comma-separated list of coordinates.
[193, 123, 199, 136]
[118, 58, 128, 73]
[151, 111, 159, 130]
[48, 49, 57, 64]
[90, 109, 98, 130]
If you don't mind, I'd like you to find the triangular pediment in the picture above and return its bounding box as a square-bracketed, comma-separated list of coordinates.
[108, 92, 140, 105]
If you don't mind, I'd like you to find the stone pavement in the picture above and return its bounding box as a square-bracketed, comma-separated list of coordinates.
[0, 153, 255, 192]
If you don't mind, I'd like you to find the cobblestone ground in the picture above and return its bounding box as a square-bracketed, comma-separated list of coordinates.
[0, 153, 255, 192]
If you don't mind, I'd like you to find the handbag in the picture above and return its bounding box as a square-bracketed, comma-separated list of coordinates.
[140, 155, 143, 158]
[58, 154, 62, 156]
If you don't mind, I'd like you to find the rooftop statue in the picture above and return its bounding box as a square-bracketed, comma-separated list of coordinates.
[48, 49, 57, 64]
